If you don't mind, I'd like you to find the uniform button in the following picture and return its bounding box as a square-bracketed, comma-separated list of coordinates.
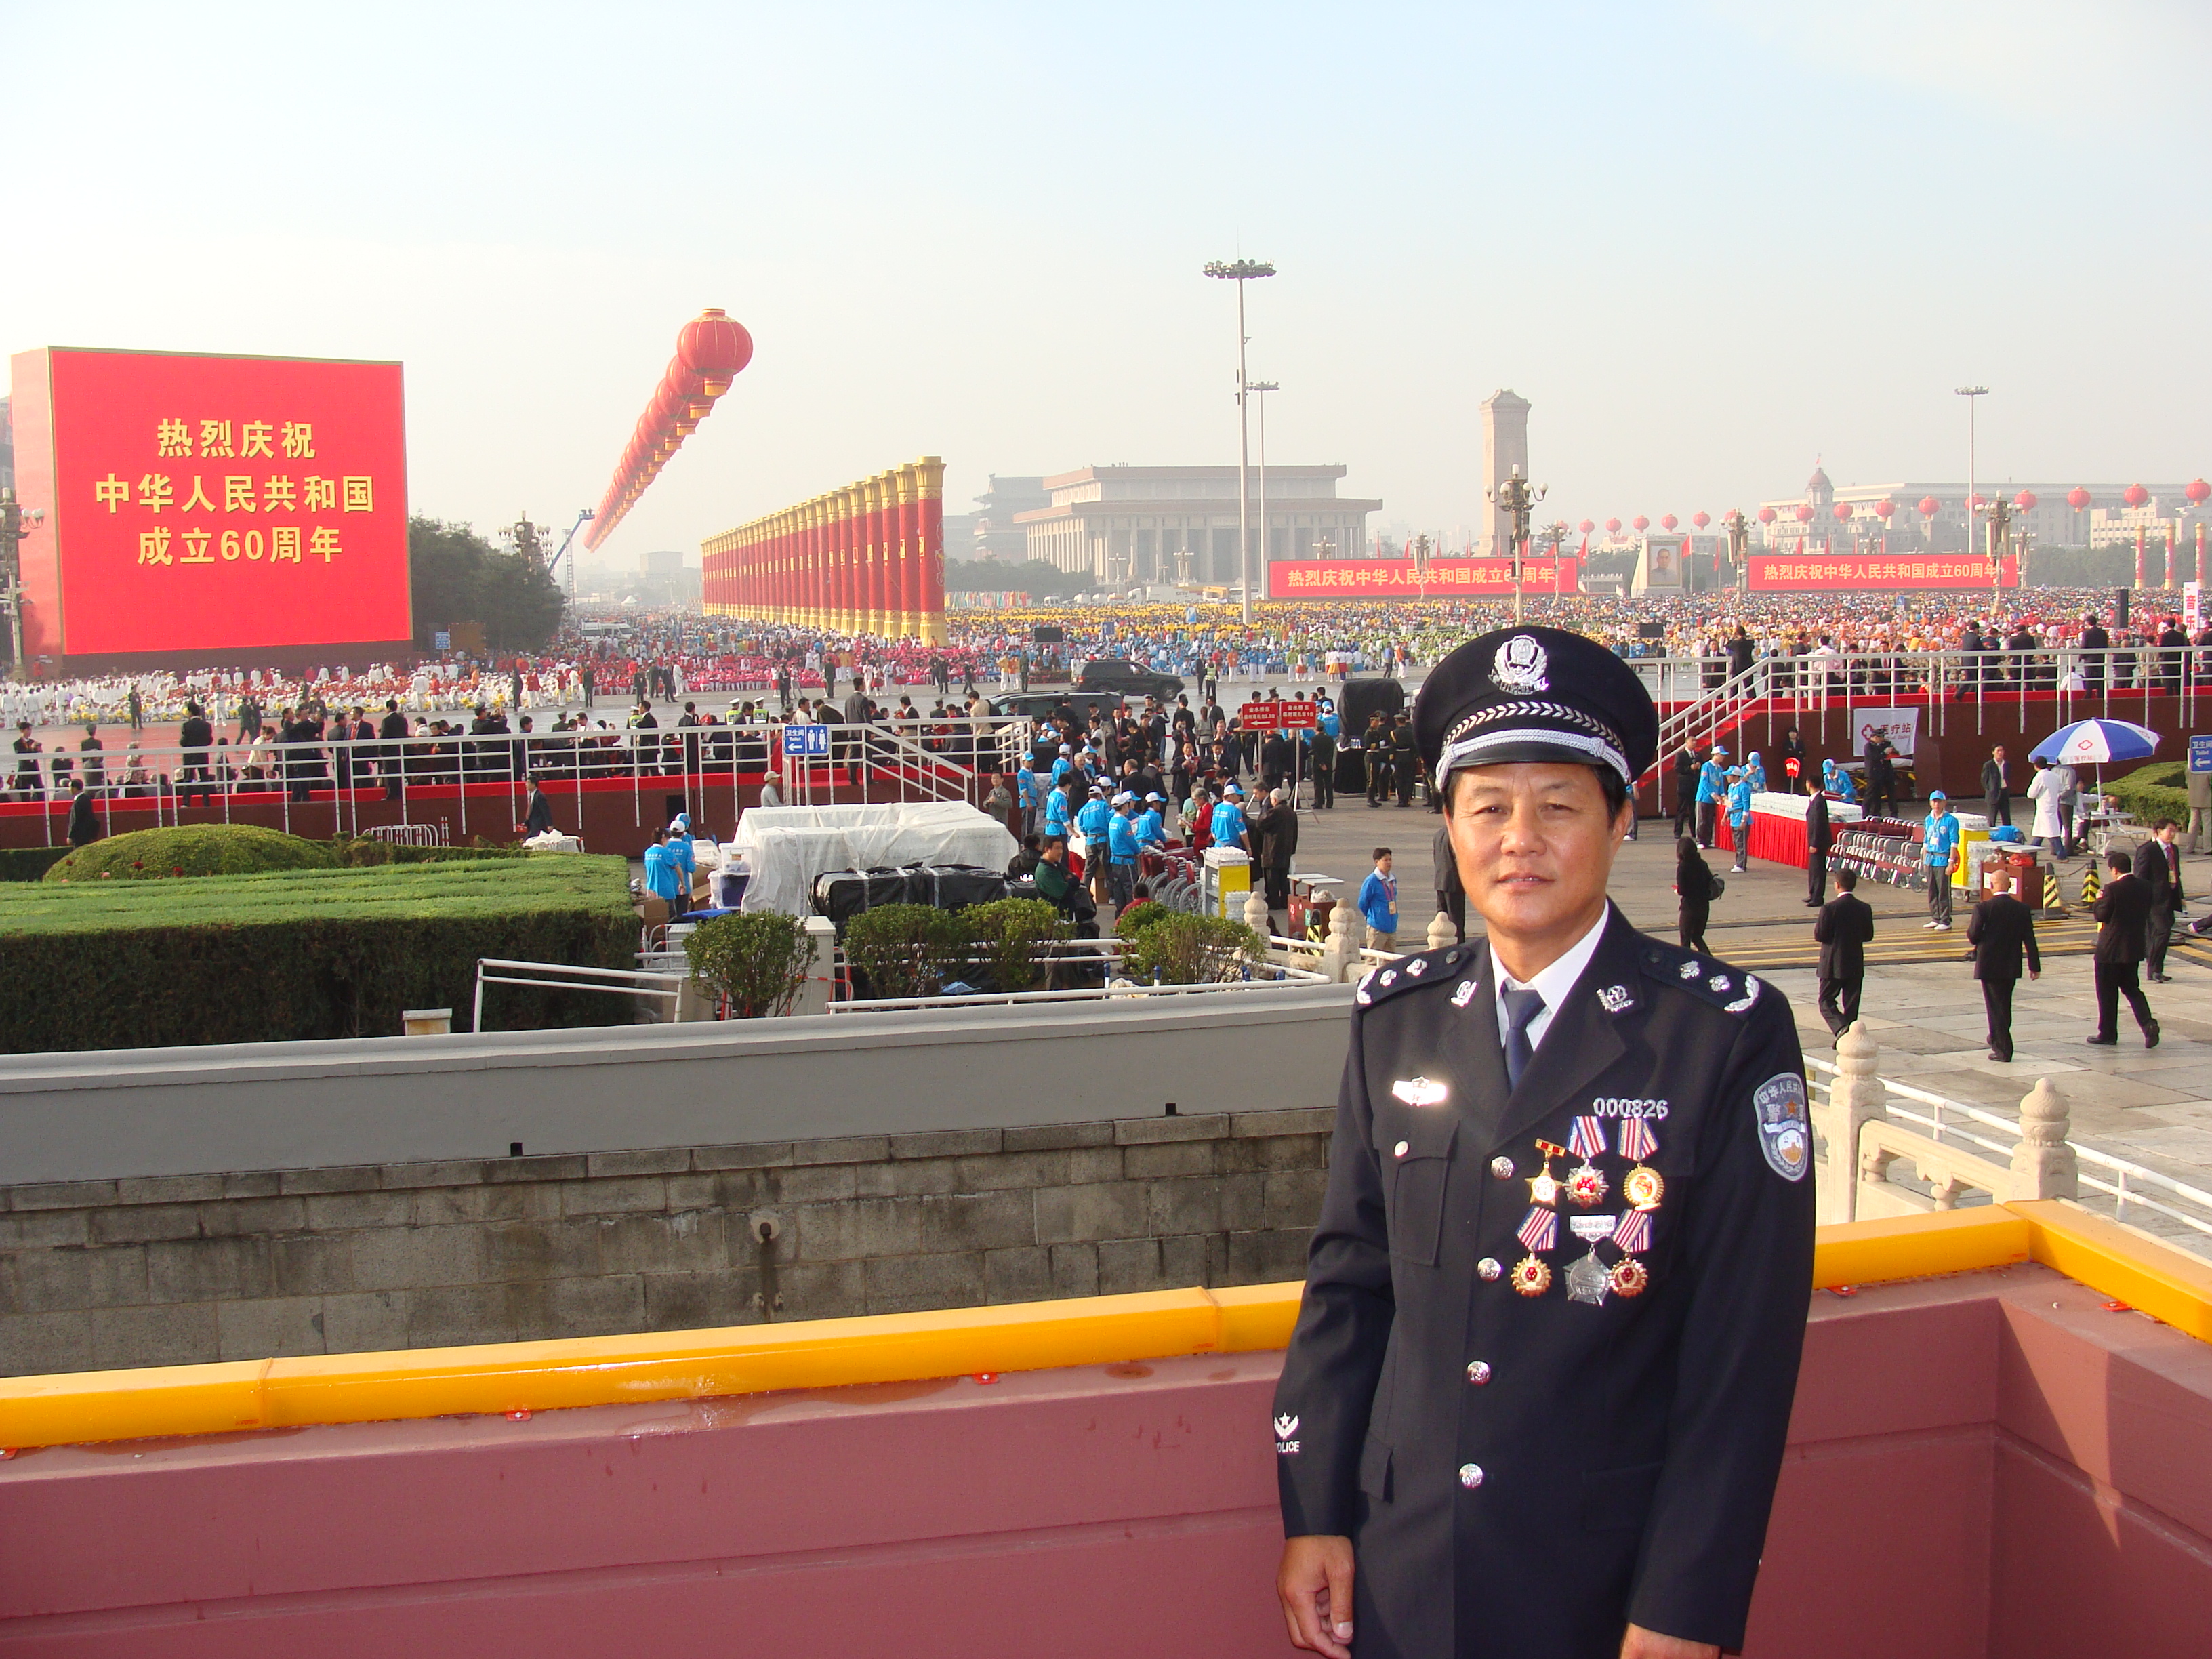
[1489, 1156, 1515, 1180]
[1477, 1257, 1502, 1281]
[1466, 1361, 1492, 1385]
[1458, 1462, 1485, 1489]
[1393, 1140, 1409, 1158]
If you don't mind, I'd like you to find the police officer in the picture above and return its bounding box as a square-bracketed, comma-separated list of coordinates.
[1273, 626, 1816, 1659]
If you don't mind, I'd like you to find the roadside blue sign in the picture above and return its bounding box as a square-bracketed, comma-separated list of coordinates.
[2190, 735, 2212, 774]
[781, 725, 829, 758]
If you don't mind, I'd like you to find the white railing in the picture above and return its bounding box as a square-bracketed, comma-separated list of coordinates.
[825, 935, 1327, 1012]
[472, 958, 684, 1032]
[1806, 1049, 2212, 1249]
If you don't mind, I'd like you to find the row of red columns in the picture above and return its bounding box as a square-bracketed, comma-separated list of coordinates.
[702, 457, 946, 643]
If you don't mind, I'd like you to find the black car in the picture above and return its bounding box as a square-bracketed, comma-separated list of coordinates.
[987, 691, 1129, 722]
[1075, 659, 1185, 701]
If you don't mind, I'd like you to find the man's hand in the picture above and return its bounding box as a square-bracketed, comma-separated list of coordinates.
[1620, 1622, 1719, 1659]
[1277, 1534, 1355, 1658]
[2029, 968, 2040, 981]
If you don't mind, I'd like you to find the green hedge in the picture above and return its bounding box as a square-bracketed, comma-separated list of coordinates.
[2105, 760, 2189, 828]
[46, 824, 335, 882]
[0, 848, 70, 884]
[0, 856, 636, 1052]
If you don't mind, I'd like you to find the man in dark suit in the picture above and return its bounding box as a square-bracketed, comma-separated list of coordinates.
[1814, 866, 1874, 1038]
[379, 699, 411, 799]
[1981, 745, 2011, 830]
[1967, 867, 2041, 1061]
[1862, 735, 1896, 818]
[178, 701, 213, 807]
[2135, 819, 2184, 981]
[517, 772, 556, 838]
[2090, 849, 2160, 1048]
[2081, 613, 2110, 691]
[1804, 784, 1835, 905]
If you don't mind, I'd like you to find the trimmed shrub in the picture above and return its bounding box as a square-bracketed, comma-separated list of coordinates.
[0, 848, 69, 883]
[686, 912, 814, 1017]
[326, 834, 531, 868]
[0, 856, 636, 1052]
[45, 824, 335, 882]
[1111, 899, 1174, 941]
[958, 897, 1071, 993]
[2106, 760, 2188, 828]
[1122, 913, 1264, 985]
[844, 903, 968, 999]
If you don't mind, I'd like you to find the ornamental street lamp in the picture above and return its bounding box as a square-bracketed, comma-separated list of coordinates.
[0, 489, 44, 681]
[1722, 508, 1750, 593]
[1955, 384, 1990, 607]
[1486, 464, 1546, 623]
[1204, 258, 1276, 625]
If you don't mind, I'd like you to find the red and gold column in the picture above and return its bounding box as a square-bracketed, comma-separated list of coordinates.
[832, 489, 852, 634]
[888, 464, 914, 640]
[916, 455, 947, 644]
[846, 481, 866, 634]
[861, 475, 885, 638]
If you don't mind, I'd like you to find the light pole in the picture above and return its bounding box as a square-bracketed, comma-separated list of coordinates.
[1956, 383, 1988, 584]
[1486, 465, 1546, 623]
[1204, 258, 1275, 625]
[1250, 380, 1279, 606]
[0, 488, 43, 682]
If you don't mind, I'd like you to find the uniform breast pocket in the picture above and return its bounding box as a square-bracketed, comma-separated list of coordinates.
[1379, 1114, 1457, 1267]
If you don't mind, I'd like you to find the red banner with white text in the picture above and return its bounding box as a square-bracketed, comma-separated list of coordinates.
[1269, 557, 1580, 599]
[1749, 554, 2018, 591]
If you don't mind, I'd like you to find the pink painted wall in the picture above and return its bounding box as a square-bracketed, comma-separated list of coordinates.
[0, 1263, 2207, 1658]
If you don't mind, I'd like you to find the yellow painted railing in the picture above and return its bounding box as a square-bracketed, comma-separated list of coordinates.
[0, 1203, 2203, 1452]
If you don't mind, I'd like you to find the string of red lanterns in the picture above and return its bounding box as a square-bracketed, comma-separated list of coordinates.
[581, 309, 755, 551]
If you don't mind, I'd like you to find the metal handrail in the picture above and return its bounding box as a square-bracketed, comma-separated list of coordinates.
[471, 957, 684, 1032]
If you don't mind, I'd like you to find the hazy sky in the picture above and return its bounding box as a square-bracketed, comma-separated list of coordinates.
[6, 1, 2207, 568]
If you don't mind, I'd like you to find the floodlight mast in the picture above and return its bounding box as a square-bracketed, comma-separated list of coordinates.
[1204, 259, 1276, 625]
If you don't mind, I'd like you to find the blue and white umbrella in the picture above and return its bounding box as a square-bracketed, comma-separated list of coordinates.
[2028, 718, 2160, 766]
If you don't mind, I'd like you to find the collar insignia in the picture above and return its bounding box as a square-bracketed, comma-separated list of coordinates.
[1597, 984, 1631, 1014]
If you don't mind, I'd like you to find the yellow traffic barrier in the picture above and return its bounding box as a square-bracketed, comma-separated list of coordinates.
[2042, 867, 2065, 914]
[0, 1206, 2201, 1451]
[2083, 862, 2102, 904]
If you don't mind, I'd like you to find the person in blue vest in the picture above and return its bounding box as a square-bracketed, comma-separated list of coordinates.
[1135, 792, 1168, 851]
[1744, 750, 1767, 794]
[664, 813, 697, 903]
[1076, 785, 1115, 902]
[1726, 766, 1756, 873]
[1355, 844, 1398, 951]
[1820, 757, 1857, 804]
[1210, 783, 1250, 853]
[1923, 789, 1962, 931]
[642, 827, 686, 918]
[1044, 775, 1075, 839]
[1051, 743, 1076, 787]
[1694, 743, 1729, 849]
[1105, 792, 1142, 909]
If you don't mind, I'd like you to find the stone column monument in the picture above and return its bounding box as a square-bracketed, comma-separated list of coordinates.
[1481, 390, 1532, 557]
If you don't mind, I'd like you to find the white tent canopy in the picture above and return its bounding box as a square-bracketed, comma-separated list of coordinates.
[732, 802, 1019, 916]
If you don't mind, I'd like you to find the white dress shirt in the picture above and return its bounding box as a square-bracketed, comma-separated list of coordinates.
[1490, 908, 1611, 1058]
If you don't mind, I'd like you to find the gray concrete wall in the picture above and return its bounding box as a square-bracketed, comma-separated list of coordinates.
[0, 985, 1353, 1184]
[0, 1108, 1333, 1377]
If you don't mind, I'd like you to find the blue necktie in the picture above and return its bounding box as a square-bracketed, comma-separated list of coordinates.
[1501, 985, 1545, 1090]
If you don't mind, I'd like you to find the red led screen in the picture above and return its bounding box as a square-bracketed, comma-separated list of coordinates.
[1267, 557, 1579, 599]
[8, 347, 410, 663]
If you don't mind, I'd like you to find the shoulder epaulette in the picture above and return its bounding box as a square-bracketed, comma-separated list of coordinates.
[1635, 937, 1764, 1015]
[1353, 943, 1475, 1008]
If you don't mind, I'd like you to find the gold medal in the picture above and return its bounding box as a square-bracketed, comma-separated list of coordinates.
[1565, 1163, 1607, 1207]
[1609, 1256, 1650, 1298]
[1622, 1165, 1664, 1210]
[1510, 1255, 1551, 1297]
[1527, 1139, 1567, 1208]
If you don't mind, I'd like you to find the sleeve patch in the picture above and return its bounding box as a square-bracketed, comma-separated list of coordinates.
[1754, 1073, 1811, 1182]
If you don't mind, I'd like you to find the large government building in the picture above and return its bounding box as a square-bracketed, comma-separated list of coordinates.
[1012, 464, 1382, 585]
[1758, 464, 2204, 554]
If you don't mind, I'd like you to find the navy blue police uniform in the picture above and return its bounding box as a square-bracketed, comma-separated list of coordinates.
[1273, 626, 1818, 1658]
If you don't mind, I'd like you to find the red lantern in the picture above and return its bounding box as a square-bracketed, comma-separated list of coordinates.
[2067, 486, 2091, 510]
[1794, 504, 1814, 523]
[2188, 478, 2211, 505]
[2014, 490, 2038, 512]
[1691, 511, 1710, 529]
[1660, 513, 1678, 531]
[676, 308, 754, 396]
[1757, 506, 1776, 525]
[1632, 514, 1650, 532]
[1578, 518, 1595, 533]
[1832, 502, 1851, 523]
[1605, 517, 1622, 534]
[1917, 497, 1940, 518]
[1875, 498, 1896, 519]
[2123, 483, 2150, 508]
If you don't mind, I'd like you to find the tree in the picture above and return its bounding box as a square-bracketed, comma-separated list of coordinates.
[943, 556, 1090, 598]
[409, 516, 566, 651]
